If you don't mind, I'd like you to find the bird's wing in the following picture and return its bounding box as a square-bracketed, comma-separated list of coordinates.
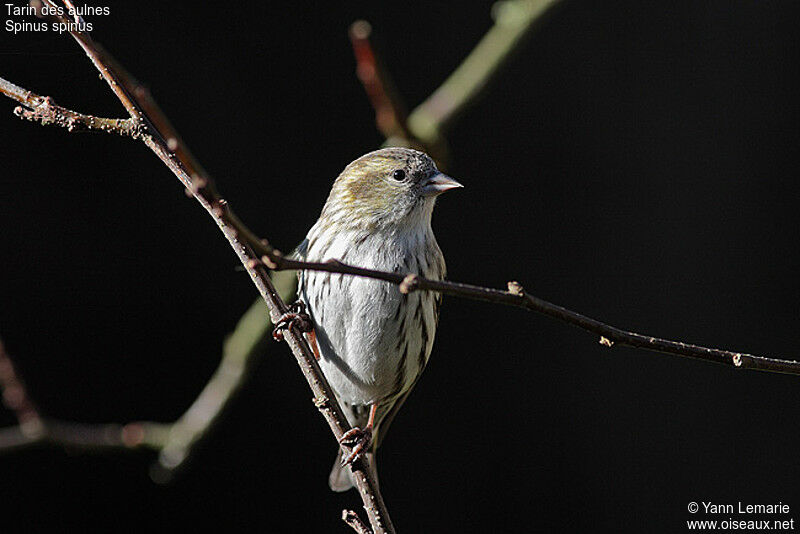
[292, 238, 309, 260]
[376, 293, 441, 448]
[292, 238, 309, 293]
[374, 377, 420, 449]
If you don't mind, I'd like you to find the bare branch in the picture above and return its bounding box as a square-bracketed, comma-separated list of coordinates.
[408, 0, 560, 149]
[148, 288, 283, 480]
[0, 340, 43, 440]
[254, 246, 800, 375]
[348, 19, 449, 167]
[9, 2, 395, 531]
[349, 20, 411, 142]
[0, 339, 166, 452]
[0, 77, 140, 136]
[0, 419, 167, 451]
[0, 274, 294, 484]
[350, 0, 561, 166]
[13, 1, 786, 532]
[1, 0, 566, 530]
[343, 509, 373, 534]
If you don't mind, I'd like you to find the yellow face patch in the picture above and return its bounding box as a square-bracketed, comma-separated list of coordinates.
[321, 147, 438, 230]
[339, 156, 408, 210]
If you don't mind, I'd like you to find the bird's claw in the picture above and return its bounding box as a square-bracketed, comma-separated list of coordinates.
[272, 301, 313, 341]
[339, 426, 372, 466]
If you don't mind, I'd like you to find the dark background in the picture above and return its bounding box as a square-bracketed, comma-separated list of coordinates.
[2, 1, 800, 532]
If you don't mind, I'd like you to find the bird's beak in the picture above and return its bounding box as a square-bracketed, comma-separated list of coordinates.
[422, 172, 464, 196]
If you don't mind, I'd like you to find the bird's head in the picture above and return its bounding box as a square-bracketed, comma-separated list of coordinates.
[320, 148, 462, 231]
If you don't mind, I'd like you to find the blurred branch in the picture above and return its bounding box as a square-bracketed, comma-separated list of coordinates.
[408, 0, 560, 151]
[0, 339, 44, 446]
[0, 1, 395, 532]
[1, 2, 565, 528]
[349, 21, 414, 145]
[0, 271, 293, 463]
[148, 287, 280, 479]
[13, 0, 793, 532]
[0, 337, 160, 451]
[1, 0, 796, 532]
[350, 0, 561, 168]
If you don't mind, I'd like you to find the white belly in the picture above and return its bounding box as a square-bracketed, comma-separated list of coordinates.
[298, 227, 442, 406]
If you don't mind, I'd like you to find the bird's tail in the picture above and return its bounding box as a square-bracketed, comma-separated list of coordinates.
[328, 449, 378, 492]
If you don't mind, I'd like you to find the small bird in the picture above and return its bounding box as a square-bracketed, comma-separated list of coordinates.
[296, 147, 462, 491]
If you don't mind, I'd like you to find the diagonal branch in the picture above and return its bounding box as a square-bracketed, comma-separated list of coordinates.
[0, 338, 165, 451]
[0, 339, 44, 442]
[0, 274, 291, 466]
[6, 0, 793, 531]
[343, 509, 373, 534]
[0, 0, 564, 532]
[349, 0, 562, 168]
[349, 20, 413, 143]
[13, 1, 394, 532]
[408, 0, 561, 151]
[1, 1, 566, 528]
[2, 0, 564, 528]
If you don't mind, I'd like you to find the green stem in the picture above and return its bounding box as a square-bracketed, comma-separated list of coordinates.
[408, 0, 558, 146]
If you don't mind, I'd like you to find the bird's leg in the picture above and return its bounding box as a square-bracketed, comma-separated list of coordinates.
[340, 404, 377, 466]
[305, 329, 322, 361]
[271, 302, 322, 360]
[272, 301, 313, 341]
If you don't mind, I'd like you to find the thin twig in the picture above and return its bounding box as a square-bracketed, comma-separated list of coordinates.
[1, 0, 565, 529]
[349, 0, 561, 166]
[0, 272, 292, 460]
[407, 0, 560, 150]
[0, 77, 140, 136]
[13, 2, 395, 531]
[348, 21, 448, 168]
[348, 21, 423, 152]
[349, 20, 410, 140]
[0, 340, 44, 440]
[10, 0, 778, 531]
[343, 509, 373, 534]
[0, 419, 168, 451]
[62, 0, 85, 25]
[149, 286, 285, 481]
[0, 340, 165, 451]
[253, 249, 800, 375]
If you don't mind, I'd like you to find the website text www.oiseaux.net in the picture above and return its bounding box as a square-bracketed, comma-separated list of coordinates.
[687, 501, 794, 531]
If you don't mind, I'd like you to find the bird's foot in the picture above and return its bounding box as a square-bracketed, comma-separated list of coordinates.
[272, 301, 313, 341]
[339, 426, 373, 466]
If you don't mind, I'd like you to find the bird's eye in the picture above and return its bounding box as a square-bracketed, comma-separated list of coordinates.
[391, 169, 406, 181]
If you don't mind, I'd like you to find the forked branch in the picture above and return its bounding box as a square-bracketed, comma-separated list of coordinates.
[0, 1, 395, 532]
[0, 77, 141, 136]
[0, 285, 289, 478]
[1, 0, 560, 530]
[3, 0, 797, 532]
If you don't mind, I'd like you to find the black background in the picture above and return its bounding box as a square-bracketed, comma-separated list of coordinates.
[2, 1, 800, 532]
